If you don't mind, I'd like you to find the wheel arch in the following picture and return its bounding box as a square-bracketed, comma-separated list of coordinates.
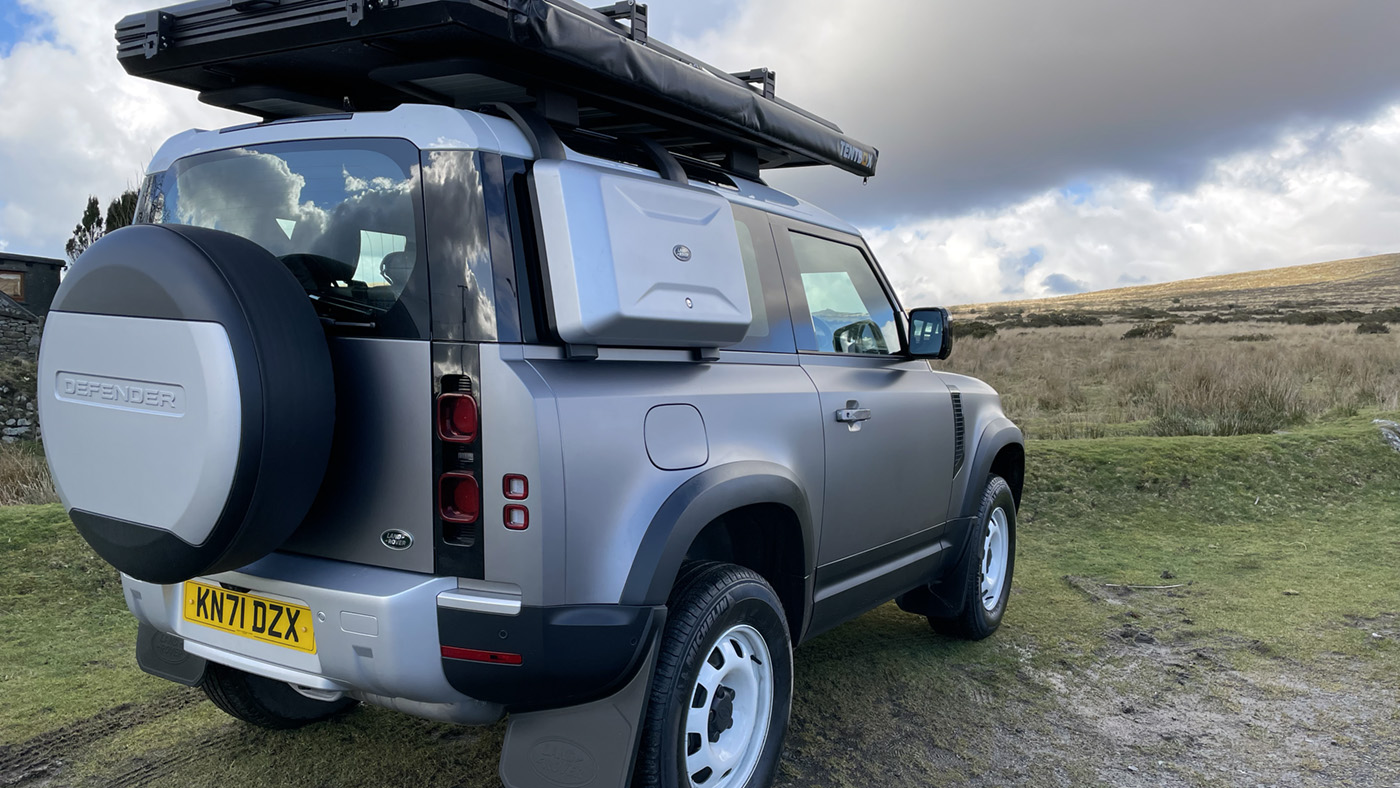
[955, 418, 1025, 520]
[620, 461, 815, 637]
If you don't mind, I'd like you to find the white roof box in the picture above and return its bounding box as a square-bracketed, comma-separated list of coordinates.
[532, 160, 752, 350]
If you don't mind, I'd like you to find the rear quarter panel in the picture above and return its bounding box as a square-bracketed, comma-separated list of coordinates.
[501, 349, 824, 607]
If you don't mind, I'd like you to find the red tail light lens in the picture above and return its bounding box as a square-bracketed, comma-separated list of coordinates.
[437, 394, 478, 443]
[440, 472, 480, 524]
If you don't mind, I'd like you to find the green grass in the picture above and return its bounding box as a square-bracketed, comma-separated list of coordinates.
[2, 416, 1398, 786]
[1016, 417, 1400, 664]
[0, 504, 144, 742]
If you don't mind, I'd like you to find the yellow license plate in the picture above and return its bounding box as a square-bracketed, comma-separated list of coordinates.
[182, 581, 316, 653]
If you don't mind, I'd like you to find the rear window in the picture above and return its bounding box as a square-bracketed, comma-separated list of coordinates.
[138, 139, 429, 338]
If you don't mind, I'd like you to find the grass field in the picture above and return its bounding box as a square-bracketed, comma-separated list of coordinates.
[2, 416, 1398, 787]
[3, 252, 1399, 786]
[956, 252, 1400, 315]
[941, 322, 1400, 440]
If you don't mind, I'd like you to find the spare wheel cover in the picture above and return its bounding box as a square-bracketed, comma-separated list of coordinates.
[37, 224, 335, 584]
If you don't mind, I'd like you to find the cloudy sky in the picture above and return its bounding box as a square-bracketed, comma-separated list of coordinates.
[3, 0, 1400, 305]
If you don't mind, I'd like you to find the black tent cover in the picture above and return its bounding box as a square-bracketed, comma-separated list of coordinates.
[115, 0, 879, 179]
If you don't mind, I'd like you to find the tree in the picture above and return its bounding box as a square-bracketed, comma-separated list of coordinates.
[64, 196, 104, 265]
[64, 189, 140, 268]
[105, 190, 138, 233]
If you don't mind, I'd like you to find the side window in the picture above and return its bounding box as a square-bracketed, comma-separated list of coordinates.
[787, 232, 901, 355]
[730, 207, 796, 353]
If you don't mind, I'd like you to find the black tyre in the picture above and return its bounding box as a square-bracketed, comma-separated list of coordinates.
[202, 663, 356, 730]
[929, 475, 1017, 640]
[637, 562, 793, 788]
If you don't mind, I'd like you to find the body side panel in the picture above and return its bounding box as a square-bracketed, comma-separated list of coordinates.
[478, 342, 566, 607]
[524, 354, 823, 606]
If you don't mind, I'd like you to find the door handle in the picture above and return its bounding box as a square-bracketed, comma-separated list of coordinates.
[835, 406, 872, 424]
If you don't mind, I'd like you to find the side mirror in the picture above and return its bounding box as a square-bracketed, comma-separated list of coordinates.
[907, 307, 953, 360]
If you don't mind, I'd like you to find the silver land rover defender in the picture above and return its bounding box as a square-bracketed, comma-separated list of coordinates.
[37, 2, 1024, 787]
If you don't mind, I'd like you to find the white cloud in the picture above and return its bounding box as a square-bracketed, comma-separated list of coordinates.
[865, 106, 1400, 306]
[1, 0, 1397, 309]
[675, 0, 1400, 224]
[0, 0, 246, 260]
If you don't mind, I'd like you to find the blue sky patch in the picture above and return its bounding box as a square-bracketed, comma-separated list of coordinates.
[1059, 181, 1094, 205]
[0, 3, 46, 56]
[1041, 272, 1088, 295]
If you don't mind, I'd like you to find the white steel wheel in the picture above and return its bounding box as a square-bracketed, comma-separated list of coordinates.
[637, 562, 792, 788]
[927, 474, 1017, 641]
[683, 624, 774, 787]
[980, 507, 1010, 612]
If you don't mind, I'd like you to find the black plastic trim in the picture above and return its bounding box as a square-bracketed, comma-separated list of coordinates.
[619, 461, 815, 607]
[439, 603, 663, 712]
[952, 419, 1024, 521]
[807, 525, 950, 638]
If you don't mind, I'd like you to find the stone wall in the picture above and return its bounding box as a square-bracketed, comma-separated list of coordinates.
[1, 301, 42, 443]
[1, 313, 41, 361]
[0, 357, 39, 444]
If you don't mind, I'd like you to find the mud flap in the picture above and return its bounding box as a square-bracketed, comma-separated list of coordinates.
[896, 516, 978, 618]
[135, 623, 207, 686]
[499, 631, 661, 788]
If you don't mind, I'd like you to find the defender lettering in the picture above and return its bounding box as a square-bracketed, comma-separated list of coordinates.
[56, 372, 183, 413]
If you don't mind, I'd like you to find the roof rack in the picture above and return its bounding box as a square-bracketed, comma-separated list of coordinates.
[114, 0, 878, 180]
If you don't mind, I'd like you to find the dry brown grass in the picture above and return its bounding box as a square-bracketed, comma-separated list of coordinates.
[0, 440, 56, 505]
[956, 252, 1400, 315]
[941, 323, 1400, 438]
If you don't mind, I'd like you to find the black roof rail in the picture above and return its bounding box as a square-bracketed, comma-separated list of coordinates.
[114, 0, 879, 178]
[592, 1, 647, 44]
[730, 68, 776, 101]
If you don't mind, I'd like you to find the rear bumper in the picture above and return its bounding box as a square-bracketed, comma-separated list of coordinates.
[122, 551, 506, 725]
[122, 551, 663, 720]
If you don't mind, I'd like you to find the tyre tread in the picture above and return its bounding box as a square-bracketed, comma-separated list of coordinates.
[635, 561, 789, 787]
[929, 475, 1016, 641]
[201, 664, 355, 730]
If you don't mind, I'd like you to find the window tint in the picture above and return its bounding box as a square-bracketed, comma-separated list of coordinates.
[788, 232, 900, 355]
[734, 219, 771, 342]
[139, 139, 430, 339]
[730, 208, 795, 353]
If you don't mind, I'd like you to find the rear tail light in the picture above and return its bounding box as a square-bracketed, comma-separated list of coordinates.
[440, 472, 480, 524]
[437, 393, 478, 443]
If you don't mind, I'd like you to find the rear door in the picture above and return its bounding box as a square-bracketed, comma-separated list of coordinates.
[772, 220, 956, 630]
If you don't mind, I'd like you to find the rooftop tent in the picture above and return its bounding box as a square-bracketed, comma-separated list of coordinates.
[114, 0, 879, 180]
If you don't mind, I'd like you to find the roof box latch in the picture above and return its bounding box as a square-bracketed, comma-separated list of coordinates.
[595, 1, 648, 45]
[142, 11, 173, 59]
[346, 0, 398, 27]
[731, 68, 776, 101]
